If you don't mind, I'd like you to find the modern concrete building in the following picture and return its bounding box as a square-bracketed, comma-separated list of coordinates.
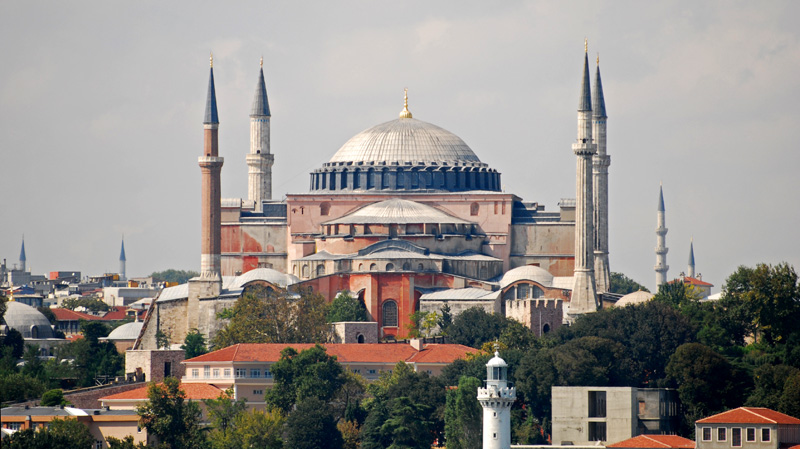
[695, 407, 800, 449]
[552, 386, 680, 445]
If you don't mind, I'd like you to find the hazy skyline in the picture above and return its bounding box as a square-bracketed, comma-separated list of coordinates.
[2, 1, 799, 292]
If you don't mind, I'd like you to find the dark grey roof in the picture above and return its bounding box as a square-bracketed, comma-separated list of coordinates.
[593, 65, 607, 118]
[250, 67, 271, 117]
[658, 185, 665, 212]
[203, 67, 219, 124]
[19, 239, 26, 262]
[119, 239, 126, 261]
[578, 52, 592, 112]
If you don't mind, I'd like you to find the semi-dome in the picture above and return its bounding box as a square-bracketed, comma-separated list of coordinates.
[616, 290, 655, 307]
[328, 118, 482, 165]
[2, 301, 55, 339]
[103, 321, 144, 341]
[309, 101, 501, 193]
[500, 265, 555, 288]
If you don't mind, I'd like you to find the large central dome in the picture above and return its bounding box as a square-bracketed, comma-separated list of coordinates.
[328, 118, 482, 165]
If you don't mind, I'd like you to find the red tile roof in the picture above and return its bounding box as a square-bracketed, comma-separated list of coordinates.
[100, 382, 223, 401]
[51, 308, 102, 321]
[669, 276, 713, 287]
[608, 435, 695, 449]
[185, 343, 475, 365]
[696, 407, 800, 425]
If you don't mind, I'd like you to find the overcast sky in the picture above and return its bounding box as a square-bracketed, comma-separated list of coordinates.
[2, 1, 798, 292]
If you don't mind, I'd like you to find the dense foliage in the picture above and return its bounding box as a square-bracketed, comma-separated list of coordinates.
[3, 417, 95, 449]
[327, 291, 369, 323]
[150, 269, 199, 284]
[136, 376, 206, 449]
[608, 271, 649, 294]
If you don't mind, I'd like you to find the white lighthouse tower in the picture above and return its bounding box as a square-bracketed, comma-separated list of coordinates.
[478, 350, 516, 449]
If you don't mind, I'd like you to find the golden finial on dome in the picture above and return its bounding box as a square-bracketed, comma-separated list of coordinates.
[260, 56, 263, 68]
[597, 53, 600, 65]
[210, 51, 214, 68]
[584, 38, 588, 53]
[399, 87, 412, 119]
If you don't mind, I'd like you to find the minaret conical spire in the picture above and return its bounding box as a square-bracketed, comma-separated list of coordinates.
[19, 236, 26, 272]
[658, 184, 665, 211]
[250, 62, 271, 117]
[593, 57, 607, 118]
[247, 58, 275, 206]
[119, 238, 126, 261]
[655, 183, 669, 287]
[204, 52, 219, 125]
[688, 238, 696, 278]
[592, 52, 611, 294]
[578, 40, 592, 112]
[119, 237, 127, 281]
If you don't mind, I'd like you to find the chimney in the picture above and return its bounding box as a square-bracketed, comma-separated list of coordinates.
[410, 338, 424, 351]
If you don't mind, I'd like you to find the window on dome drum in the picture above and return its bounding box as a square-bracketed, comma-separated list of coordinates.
[418, 263, 424, 271]
[385, 263, 394, 271]
[382, 300, 398, 327]
[761, 429, 770, 442]
[702, 428, 712, 442]
[470, 202, 479, 215]
[370, 263, 378, 271]
[302, 265, 309, 278]
[746, 428, 755, 442]
[732, 428, 742, 447]
[403, 262, 411, 270]
[317, 265, 325, 276]
[718, 428, 727, 442]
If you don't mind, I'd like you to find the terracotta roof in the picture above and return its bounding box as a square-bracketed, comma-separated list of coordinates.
[66, 334, 84, 342]
[608, 435, 695, 449]
[51, 308, 102, 321]
[669, 276, 713, 287]
[185, 343, 475, 365]
[100, 382, 223, 401]
[696, 407, 800, 425]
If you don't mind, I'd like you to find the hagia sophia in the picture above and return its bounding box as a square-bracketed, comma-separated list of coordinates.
[135, 44, 613, 349]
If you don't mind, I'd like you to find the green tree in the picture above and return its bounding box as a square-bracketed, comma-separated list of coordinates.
[3, 327, 25, 358]
[284, 396, 344, 449]
[181, 328, 207, 359]
[338, 419, 361, 449]
[0, 371, 46, 403]
[780, 371, 800, 417]
[213, 286, 329, 348]
[382, 396, 434, 449]
[38, 306, 57, 325]
[62, 296, 109, 312]
[722, 263, 800, 345]
[0, 293, 7, 322]
[41, 388, 67, 406]
[106, 435, 151, 448]
[264, 344, 347, 413]
[4, 417, 95, 449]
[437, 303, 453, 335]
[447, 307, 511, 349]
[204, 388, 247, 446]
[665, 343, 749, 432]
[226, 408, 285, 449]
[155, 329, 172, 349]
[609, 272, 649, 294]
[746, 364, 799, 410]
[327, 291, 368, 322]
[150, 269, 200, 284]
[136, 377, 207, 449]
[444, 376, 482, 449]
[80, 320, 110, 345]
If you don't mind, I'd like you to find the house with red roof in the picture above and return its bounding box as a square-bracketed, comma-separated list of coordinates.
[608, 434, 696, 449]
[99, 382, 224, 411]
[695, 407, 800, 449]
[179, 341, 475, 407]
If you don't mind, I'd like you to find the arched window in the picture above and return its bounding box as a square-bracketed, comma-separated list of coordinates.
[382, 300, 398, 327]
[542, 323, 551, 334]
[301, 265, 310, 278]
[369, 263, 378, 271]
[418, 263, 424, 271]
[353, 169, 361, 189]
[358, 263, 364, 271]
[316, 265, 326, 276]
[385, 263, 394, 271]
[30, 325, 38, 339]
[320, 202, 331, 216]
[402, 262, 411, 270]
[532, 286, 544, 298]
[470, 202, 480, 216]
[357, 334, 365, 344]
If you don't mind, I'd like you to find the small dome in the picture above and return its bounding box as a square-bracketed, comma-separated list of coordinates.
[104, 321, 143, 341]
[486, 352, 508, 368]
[229, 268, 299, 290]
[2, 301, 54, 339]
[328, 118, 482, 165]
[616, 290, 655, 307]
[324, 198, 471, 225]
[500, 265, 555, 288]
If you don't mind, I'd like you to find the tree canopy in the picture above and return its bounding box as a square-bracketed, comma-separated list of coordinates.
[327, 291, 368, 323]
[150, 269, 199, 284]
[136, 377, 206, 449]
[608, 272, 649, 294]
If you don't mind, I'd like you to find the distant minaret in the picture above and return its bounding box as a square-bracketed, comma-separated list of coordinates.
[655, 184, 669, 287]
[592, 54, 611, 294]
[687, 238, 695, 278]
[478, 350, 516, 449]
[246, 57, 274, 209]
[199, 53, 224, 280]
[119, 238, 127, 281]
[570, 40, 599, 314]
[19, 237, 26, 272]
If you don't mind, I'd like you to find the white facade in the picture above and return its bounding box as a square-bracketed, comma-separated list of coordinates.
[478, 352, 516, 449]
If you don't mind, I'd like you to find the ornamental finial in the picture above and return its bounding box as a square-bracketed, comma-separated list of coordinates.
[260, 56, 263, 68]
[597, 53, 600, 65]
[585, 38, 588, 53]
[399, 87, 412, 119]
[210, 51, 213, 68]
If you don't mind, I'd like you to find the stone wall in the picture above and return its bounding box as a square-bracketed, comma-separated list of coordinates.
[125, 350, 185, 383]
[505, 298, 563, 336]
[330, 321, 379, 343]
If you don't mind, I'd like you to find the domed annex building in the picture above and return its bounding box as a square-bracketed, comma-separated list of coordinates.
[138, 47, 613, 348]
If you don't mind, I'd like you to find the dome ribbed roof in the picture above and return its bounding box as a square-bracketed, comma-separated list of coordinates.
[104, 321, 143, 341]
[500, 265, 555, 288]
[616, 290, 655, 307]
[328, 118, 481, 165]
[2, 301, 54, 339]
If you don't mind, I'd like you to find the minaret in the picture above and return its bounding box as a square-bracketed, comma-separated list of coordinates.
[246, 57, 274, 209]
[478, 350, 516, 449]
[687, 238, 695, 278]
[19, 237, 26, 272]
[188, 52, 224, 337]
[119, 237, 127, 281]
[655, 184, 669, 287]
[592, 54, 611, 294]
[199, 53, 224, 280]
[570, 40, 599, 314]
